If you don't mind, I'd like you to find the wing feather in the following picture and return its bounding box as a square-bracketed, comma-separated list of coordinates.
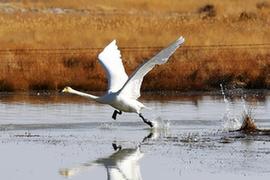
[98, 40, 128, 93]
[118, 36, 185, 99]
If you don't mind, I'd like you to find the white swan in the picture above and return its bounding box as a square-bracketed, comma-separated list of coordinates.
[62, 37, 185, 127]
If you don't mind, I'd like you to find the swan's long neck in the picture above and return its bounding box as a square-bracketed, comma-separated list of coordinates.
[68, 88, 99, 101]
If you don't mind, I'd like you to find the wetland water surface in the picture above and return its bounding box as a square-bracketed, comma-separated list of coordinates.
[0, 92, 270, 180]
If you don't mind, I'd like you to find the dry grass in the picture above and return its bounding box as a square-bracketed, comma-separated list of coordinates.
[0, 0, 270, 91]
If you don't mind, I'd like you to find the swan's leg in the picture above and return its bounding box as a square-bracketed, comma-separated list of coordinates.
[142, 132, 154, 142]
[139, 113, 153, 127]
[112, 110, 122, 120]
[112, 143, 122, 151]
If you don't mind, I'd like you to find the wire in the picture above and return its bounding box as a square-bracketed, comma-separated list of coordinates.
[0, 43, 269, 56]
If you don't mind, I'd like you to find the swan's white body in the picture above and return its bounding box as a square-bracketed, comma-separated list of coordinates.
[65, 89, 145, 114]
[62, 37, 185, 126]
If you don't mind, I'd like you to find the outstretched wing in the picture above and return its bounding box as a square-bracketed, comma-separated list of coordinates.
[98, 40, 128, 93]
[118, 36, 185, 99]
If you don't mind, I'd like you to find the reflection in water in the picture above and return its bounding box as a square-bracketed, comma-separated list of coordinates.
[59, 130, 158, 180]
[60, 147, 143, 180]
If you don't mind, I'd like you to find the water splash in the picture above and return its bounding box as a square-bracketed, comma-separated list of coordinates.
[146, 117, 171, 141]
[151, 117, 170, 130]
[220, 84, 242, 131]
[180, 132, 200, 143]
[240, 94, 248, 115]
[220, 84, 261, 133]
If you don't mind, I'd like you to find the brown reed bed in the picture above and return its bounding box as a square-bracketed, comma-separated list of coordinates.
[0, 47, 269, 92]
[0, 0, 269, 91]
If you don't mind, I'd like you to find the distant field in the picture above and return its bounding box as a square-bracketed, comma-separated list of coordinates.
[0, 0, 269, 91]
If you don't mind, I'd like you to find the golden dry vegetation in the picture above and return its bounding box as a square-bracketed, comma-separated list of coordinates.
[0, 0, 270, 91]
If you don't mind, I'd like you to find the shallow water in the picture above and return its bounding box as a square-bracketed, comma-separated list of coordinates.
[0, 92, 270, 180]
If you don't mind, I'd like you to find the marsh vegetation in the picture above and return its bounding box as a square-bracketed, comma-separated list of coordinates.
[0, 0, 270, 91]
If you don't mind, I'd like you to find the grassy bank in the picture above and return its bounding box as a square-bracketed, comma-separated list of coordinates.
[1, 47, 269, 91]
[0, 0, 270, 91]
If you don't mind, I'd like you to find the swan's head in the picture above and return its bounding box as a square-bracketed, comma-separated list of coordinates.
[62, 86, 73, 93]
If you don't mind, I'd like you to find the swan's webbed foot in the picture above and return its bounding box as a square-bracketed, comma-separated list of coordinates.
[139, 113, 153, 128]
[112, 110, 122, 120]
[112, 143, 122, 151]
[142, 132, 154, 142]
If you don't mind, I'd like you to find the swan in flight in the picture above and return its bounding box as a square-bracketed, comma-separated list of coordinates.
[62, 37, 185, 127]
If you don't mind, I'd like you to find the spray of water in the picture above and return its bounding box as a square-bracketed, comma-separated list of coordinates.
[241, 94, 248, 115]
[145, 117, 171, 141]
[220, 84, 242, 131]
[150, 117, 170, 131]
